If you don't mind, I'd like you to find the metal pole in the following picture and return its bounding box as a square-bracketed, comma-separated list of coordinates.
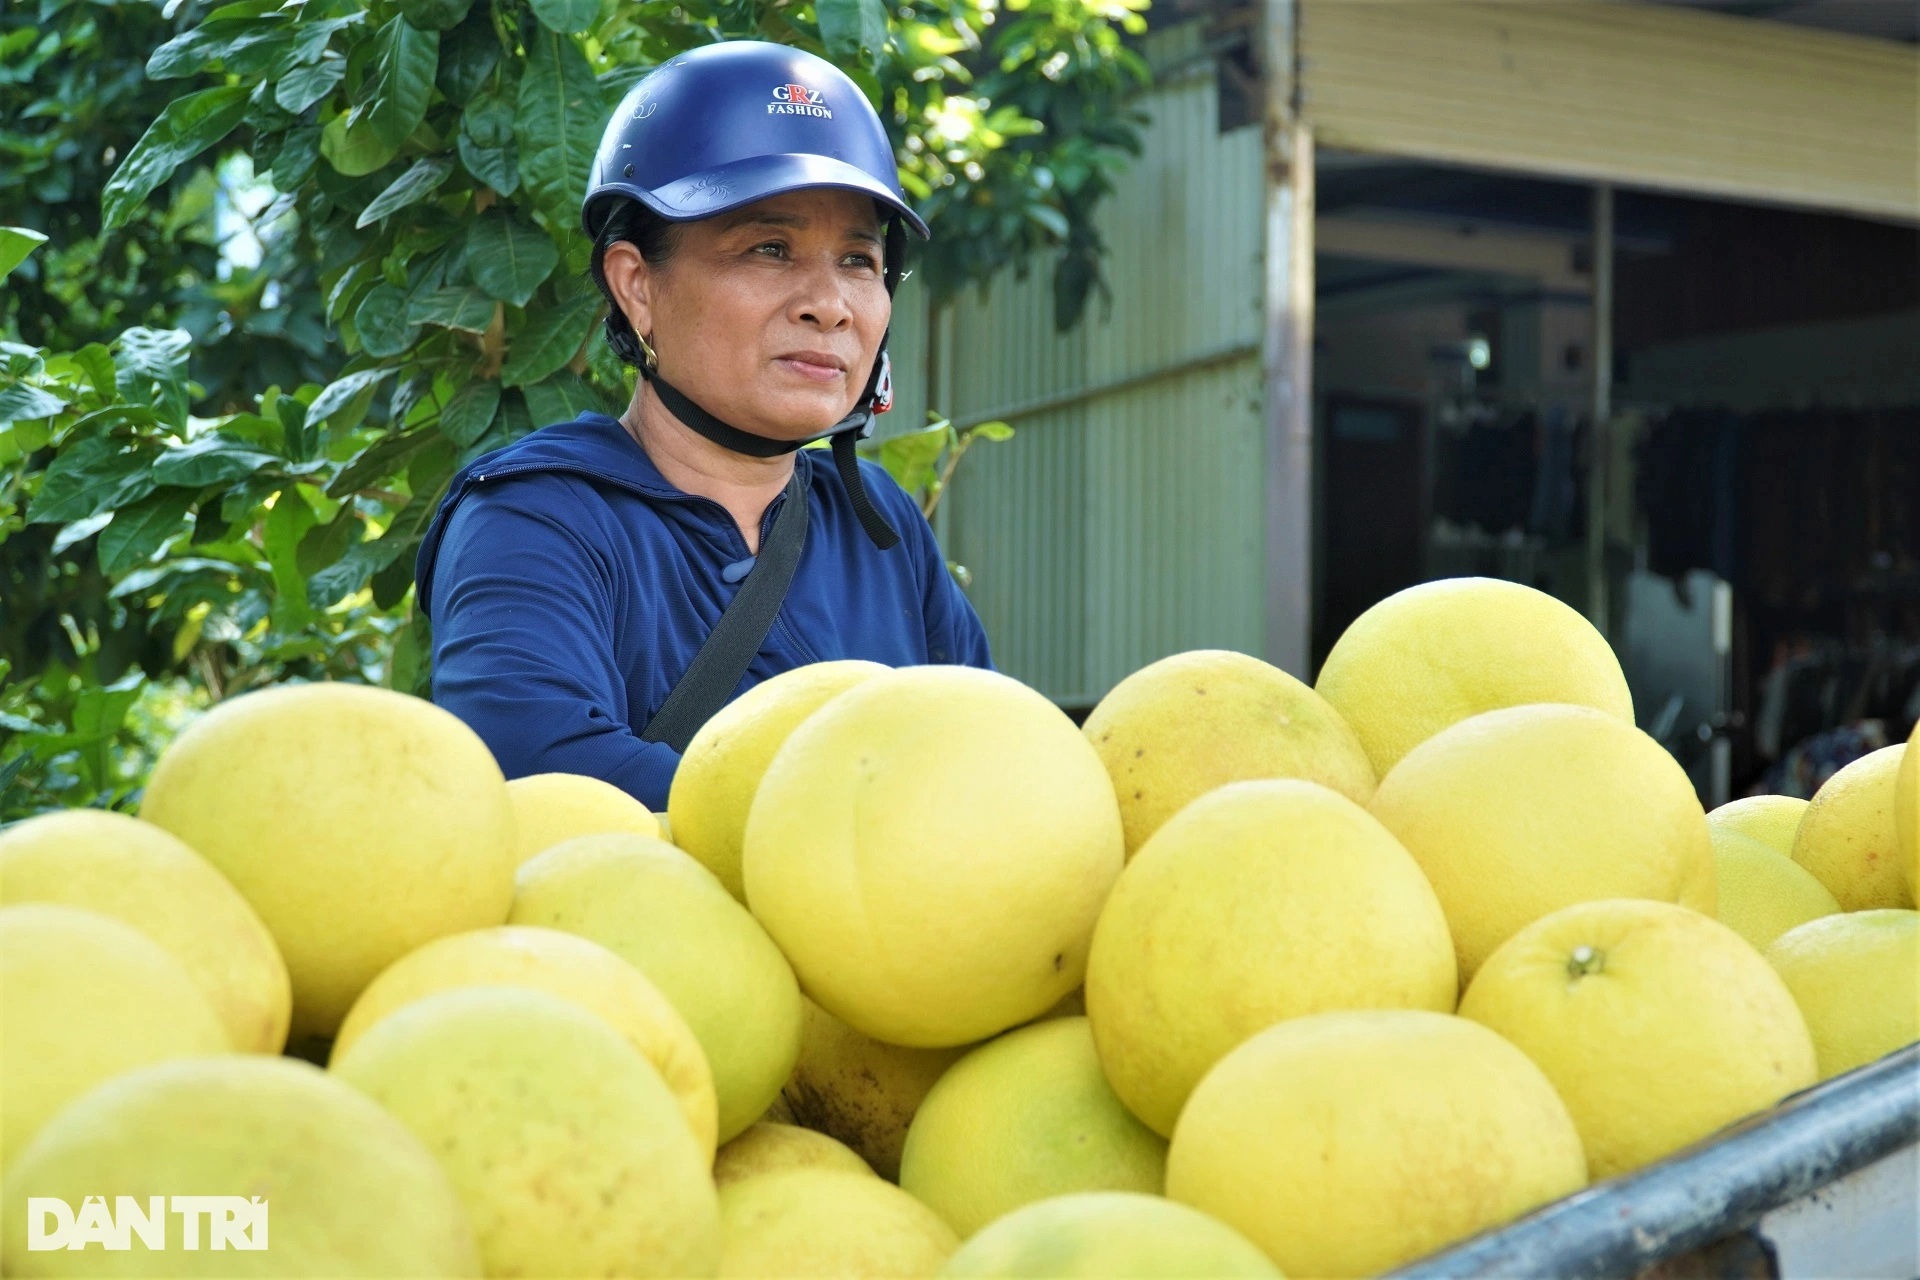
[1587, 182, 1614, 635]
[1262, 0, 1314, 678]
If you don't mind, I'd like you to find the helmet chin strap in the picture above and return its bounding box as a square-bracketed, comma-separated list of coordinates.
[636, 218, 907, 552]
[640, 339, 900, 551]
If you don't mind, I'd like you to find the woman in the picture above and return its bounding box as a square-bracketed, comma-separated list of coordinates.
[415, 40, 993, 811]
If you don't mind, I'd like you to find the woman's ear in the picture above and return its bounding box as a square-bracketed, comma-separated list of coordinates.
[600, 240, 656, 341]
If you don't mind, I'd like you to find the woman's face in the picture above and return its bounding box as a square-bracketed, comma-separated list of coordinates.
[603, 188, 891, 441]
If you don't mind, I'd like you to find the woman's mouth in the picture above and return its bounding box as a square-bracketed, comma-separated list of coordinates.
[775, 355, 846, 383]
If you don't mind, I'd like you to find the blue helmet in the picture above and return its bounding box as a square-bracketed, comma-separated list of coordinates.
[582, 40, 929, 242]
[580, 40, 921, 551]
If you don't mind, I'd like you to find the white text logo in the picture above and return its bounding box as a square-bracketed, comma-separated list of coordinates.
[27, 1197, 269, 1251]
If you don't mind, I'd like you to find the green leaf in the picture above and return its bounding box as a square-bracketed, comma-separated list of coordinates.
[970, 420, 1015, 442]
[408, 287, 495, 333]
[516, 32, 601, 221]
[307, 536, 406, 608]
[319, 17, 438, 178]
[864, 423, 947, 496]
[264, 490, 318, 632]
[372, 539, 422, 609]
[51, 513, 114, 556]
[308, 368, 396, 427]
[0, 227, 48, 281]
[818, 0, 890, 64]
[386, 612, 431, 694]
[466, 214, 557, 307]
[458, 137, 519, 196]
[502, 281, 601, 387]
[326, 429, 438, 498]
[71, 345, 116, 402]
[147, 18, 291, 79]
[399, 0, 474, 32]
[356, 155, 455, 228]
[529, 0, 597, 33]
[102, 86, 252, 233]
[109, 558, 249, 601]
[354, 283, 420, 358]
[113, 328, 193, 389]
[459, 88, 519, 194]
[296, 510, 364, 577]
[439, 379, 502, 445]
[463, 87, 515, 147]
[98, 488, 198, 575]
[0, 382, 66, 425]
[522, 370, 606, 426]
[152, 435, 279, 487]
[267, 124, 323, 189]
[276, 52, 346, 114]
[435, 14, 499, 106]
[27, 436, 159, 525]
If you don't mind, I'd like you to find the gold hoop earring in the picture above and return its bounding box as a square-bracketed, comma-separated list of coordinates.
[636, 331, 659, 373]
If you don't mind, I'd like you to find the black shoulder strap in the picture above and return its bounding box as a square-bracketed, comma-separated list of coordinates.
[640, 463, 810, 753]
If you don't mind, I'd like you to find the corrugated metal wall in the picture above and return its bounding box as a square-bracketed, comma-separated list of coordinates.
[931, 27, 1268, 705]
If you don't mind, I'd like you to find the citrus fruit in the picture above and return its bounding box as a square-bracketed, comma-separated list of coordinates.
[745, 666, 1122, 1047]
[1459, 898, 1817, 1178]
[1081, 649, 1374, 858]
[1368, 703, 1715, 980]
[670, 660, 887, 899]
[0, 810, 289, 1054]
[1165, 1010, 1586, 1278]
[1314, 577, 1633, 777]
[1087, 780, 1456, 1134]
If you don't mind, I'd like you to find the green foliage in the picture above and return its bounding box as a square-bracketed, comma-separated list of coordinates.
[1, 0, 1150, 818]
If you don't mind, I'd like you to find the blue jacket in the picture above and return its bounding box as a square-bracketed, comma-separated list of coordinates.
[415, 412, 994, 810]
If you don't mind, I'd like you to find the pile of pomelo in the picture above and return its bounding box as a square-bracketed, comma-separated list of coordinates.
[2, 576, 1914, 1278]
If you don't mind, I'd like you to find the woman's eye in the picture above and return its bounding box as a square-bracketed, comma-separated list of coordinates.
[753, 242, 786, 257]
[845, 253, 879, 270]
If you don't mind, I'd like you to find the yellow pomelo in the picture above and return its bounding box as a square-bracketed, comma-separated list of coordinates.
[715, 1122, 875, 1187]
[900, 1017, 1165, 1237]
[671, 659, 889, 900]
[328, 924, 717, 1155]
[1793, 746, 1914, 911]
[1086, 780, 1456, 1135]
[1764, 910, 1919, 1080]
[1368, 703, 1715, 981]
[1314, 577, 1634, 777]
[1898, 730, 1917, 895]
[1166, 1010, 1586, 1278]
[0, 810, 290, 1054]
[139, 682, 516, 1040]
[332, 985, 720, 1278]
[505, 772, 658, 867]
[0, 904, 228, 1173]
[745, 666, 1124, 1047]
[939, 1192, 1280, 1279]
[1459, 898, 1817, 1180]
[0, 1055, 481, 1277]
[717, 1168, 958, 1279]
[780, 996, 968, 1181]
[1080, 649, 1375, 858]
[1710, 828, 1841, 950]
[1707, 794, 1809, 858]
[510, 834, 801, 1143]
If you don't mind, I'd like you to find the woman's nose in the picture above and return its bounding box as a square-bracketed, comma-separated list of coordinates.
[791, 259, 857, 329]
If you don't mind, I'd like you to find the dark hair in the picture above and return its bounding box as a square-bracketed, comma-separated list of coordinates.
[588, 200, 683, 369]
